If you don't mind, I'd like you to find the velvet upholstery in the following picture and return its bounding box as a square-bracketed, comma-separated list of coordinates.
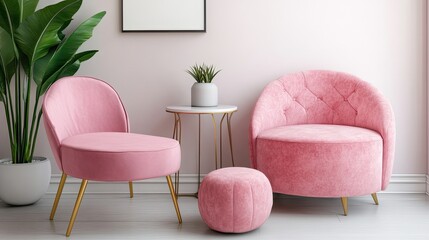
[249, 70, 395, 197]
[61, 132, 180, 181]
[43, 77, 183, 237]
[257, 124, 382, 197]
[43, 76, 181, 181]
[198, 167, 272, 233]
[43, 76, 129, 171]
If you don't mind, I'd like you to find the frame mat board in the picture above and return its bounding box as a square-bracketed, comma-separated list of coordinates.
[122, 0, 206, 32]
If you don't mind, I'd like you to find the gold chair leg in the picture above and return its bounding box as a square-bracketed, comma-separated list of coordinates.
[341, 197, 348, 216]
[129, 181, 134, 198]
[371, 193, 379, 205]
[66, 179, 88, 237]
[50, 173, 67, 220]
[166, 175, 182, 223]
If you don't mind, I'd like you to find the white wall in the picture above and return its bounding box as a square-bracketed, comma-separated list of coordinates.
[0, 0, 426, 177]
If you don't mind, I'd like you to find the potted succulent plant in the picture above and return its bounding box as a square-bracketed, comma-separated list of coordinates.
[187, 63, 221, 107]
[0, 0, 105, 205]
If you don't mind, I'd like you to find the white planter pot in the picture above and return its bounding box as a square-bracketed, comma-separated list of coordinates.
[191, 83, 218, 107]
[0, 157, 51, 205]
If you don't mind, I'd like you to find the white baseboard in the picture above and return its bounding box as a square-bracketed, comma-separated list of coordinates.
[382, 174, 428, 194]
[48, 173, 429, 195]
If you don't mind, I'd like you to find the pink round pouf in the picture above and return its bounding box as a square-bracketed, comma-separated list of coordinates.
[198, 167, 273, 233]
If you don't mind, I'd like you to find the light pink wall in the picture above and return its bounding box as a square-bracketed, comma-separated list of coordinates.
[0, 0, 427, 176]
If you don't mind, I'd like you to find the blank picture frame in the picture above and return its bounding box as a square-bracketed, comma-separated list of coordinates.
[122, 0, 206, 32]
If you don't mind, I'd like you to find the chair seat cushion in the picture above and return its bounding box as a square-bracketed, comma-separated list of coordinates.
[256, 124, 383, 197]
[61, 132, 180, 181]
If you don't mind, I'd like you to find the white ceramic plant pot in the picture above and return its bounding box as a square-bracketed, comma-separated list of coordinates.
[0, 157, 51, 205]
[191, 83, 218, 107]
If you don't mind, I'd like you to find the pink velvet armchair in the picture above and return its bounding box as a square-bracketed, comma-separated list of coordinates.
[250, 70, 395, 215]
[43, 76, 182, 236]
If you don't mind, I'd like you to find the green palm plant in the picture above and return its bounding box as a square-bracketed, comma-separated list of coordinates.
[0, 0, 105, 164]
[186, 63, 221, 83]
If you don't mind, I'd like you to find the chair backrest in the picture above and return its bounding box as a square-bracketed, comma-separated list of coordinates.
[43, 76, 129, 171]
[250, 70, 395, 189]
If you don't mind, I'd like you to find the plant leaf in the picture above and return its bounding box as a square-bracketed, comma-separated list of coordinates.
[186, 63, 220, 83]
[15, 0, 82, 66]
[42, 11, 105, 83]
[0, 0, 39, 34]
[57, 19, 72, 40]
[21, 0, 39, 21]
[57, 51, 95, 78]
[39, 50, 97, 95]
[0, 0, 20, 35]
[0, 26, 15, 71]
[0, 26, 15, 95]
[33, 48, 55, 85]
[0, 67, 6, 100]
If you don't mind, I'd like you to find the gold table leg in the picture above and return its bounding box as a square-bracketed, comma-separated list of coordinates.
[219, 113, 227, 168]
[170, 113, 197, 198]
[196, 114, 202, 195]
[210, 114, 218, 170]
[173, 113, 182, 197]
[218, 112, 236, 168]
[226, 112, 235, 167]
[170, 110, 236, 199]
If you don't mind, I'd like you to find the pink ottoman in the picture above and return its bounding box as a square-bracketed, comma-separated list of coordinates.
[198, 167, 273, 233]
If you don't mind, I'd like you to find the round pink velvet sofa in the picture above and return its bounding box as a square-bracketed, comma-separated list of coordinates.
[249, 70, 395, 215]
[198, 167, 273, 233]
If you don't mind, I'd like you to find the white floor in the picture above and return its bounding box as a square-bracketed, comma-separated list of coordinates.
[0, 193, 428, 239]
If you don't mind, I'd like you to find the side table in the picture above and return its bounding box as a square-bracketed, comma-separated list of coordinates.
[166, 105, 237, 197]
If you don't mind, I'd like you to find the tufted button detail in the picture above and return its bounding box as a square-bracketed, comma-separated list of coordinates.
[293, 98, 297, 101]
[344, 98, 347, 102]
[318, 97, 323, 101]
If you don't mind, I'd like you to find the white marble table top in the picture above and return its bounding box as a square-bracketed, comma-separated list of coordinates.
[166, 105, 237, 114]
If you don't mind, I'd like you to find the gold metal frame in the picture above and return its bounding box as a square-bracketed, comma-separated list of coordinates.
[340, 193, 380, 216]
[66, 179, 88, 237]
[50, 173, 182, 236]
[341, 197, 348, 216]
[371, 192, 379, 205]
[210, 114, 218, 170]
[50, 173, 67, 220]
[168, 108, 237, 198]
[166, 175, 182, 223]
[129, 181, 134, 198]
[220, 112, 235, 168]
